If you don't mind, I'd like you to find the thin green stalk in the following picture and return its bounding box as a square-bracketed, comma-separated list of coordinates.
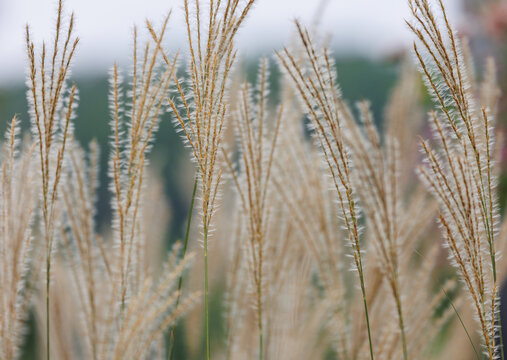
[412, 249, 480, 360]
[46, 246, 51, 360]
[390, 268, 407, 360]
[475, 109, 501, 358]
[395, 290, 408, 360]
[257, 239, 264, 360]
[350, 200, 374, 360]
[168, 174, 198, 360]
[444, 286, 481, 360]
[258, 291, 263, 360]
[204, 220, 210, 360]
[475, 157, 503, 359]
[259, 321, 263, 360]
[357, 260, 375, 360]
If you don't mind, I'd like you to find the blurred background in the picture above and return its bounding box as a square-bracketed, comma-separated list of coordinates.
[0, 0, 462, 83]
[1, 0, 507, 358]
[0, 0, 467, 235]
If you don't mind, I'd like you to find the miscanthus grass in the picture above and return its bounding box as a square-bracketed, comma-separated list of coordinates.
[156, 1, 255, 358]
[407, 0, 504, 358]
[24, 2, 78, 357]
[1, 0, 507, 359]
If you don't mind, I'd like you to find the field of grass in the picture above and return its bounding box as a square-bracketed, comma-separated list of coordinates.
[1, 0, 506, 359]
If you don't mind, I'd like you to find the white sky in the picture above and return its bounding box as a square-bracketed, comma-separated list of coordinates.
[0, 0, 462, 84]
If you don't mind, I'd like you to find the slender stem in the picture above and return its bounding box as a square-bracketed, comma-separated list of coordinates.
[448, 286, 481, 360]
[204, 219, 210, 360]
[347, 189, 374, 359]
[257, 239, 263, 360]
[395, 292, 408, 360]
[413, 249, 480, 359]
[46, 246, 51, 360]
[168, 174, 198, 360]
[357, 262, 375, 360]
[258, 322, 263, 360]
[389, 268, 408, 360]
[258, 294, 263, 360]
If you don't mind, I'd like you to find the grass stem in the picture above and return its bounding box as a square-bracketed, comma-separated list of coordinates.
[395, 292, 408, 360]
[204, 220, 210, 360]
[258, 294, 263, 360]
[46, 248, 51, 360]
[168, 174, 198, 360]
[358, 263, 375, 360]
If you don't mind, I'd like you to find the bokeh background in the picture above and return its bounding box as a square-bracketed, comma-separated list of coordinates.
[0, 0, 465, 235]
[1, 0, 507, 358]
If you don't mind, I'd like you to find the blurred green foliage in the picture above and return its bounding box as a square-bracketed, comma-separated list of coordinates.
[0, 57, 398, 242]
[0, 57, 398, 359]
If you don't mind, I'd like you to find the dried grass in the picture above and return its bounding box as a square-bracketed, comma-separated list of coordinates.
[0, 0, 505, 359]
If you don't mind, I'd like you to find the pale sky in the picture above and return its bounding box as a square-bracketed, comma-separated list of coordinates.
[0, 0, 463, 84]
